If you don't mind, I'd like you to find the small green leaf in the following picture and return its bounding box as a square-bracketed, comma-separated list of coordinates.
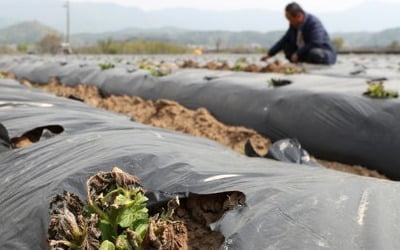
[135, 223, 149, 242]
[117, 206, 149, 228]
[130, 218, 149, 231]
[133, 195, 148, 205]
[115, 194, 132, 206]
[130, 208, 149, 220]
[117, 207, 137, 228]
[100, 240, 115, 250]
[99, 220, 115, 242]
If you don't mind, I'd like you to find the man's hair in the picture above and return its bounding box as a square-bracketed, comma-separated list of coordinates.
[285, 2, 305, 17]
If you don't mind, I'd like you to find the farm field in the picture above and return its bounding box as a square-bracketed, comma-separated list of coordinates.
[1, 53, 400, 249]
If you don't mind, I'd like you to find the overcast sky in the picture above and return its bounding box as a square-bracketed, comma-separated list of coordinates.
[70, 0, 400, 12]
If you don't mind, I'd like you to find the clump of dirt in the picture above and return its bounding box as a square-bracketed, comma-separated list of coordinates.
[244, 64, 262, 73]
[144, 219, 188, 250]
[261, 60, 304, 74]
[181, 60, 199, 69]
[202, 61, 231, 71]
[28, 79, 387, 180]
[11, 136, 33, 148]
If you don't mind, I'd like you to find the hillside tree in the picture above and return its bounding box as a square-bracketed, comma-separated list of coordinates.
[37, 34, 63, 54]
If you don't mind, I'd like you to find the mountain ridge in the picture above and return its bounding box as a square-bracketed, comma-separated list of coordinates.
[1, 20, 399, 49]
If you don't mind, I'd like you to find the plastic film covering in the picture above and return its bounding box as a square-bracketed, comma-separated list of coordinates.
[1, 56, 400, 179]
[2, 80, 400, 250]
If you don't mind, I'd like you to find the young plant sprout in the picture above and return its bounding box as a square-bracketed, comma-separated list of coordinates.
[48, 167, 182, 250]
[364, 80, 398, 99]
[99, 63, 115, 71]
[267, 78, 292, 87]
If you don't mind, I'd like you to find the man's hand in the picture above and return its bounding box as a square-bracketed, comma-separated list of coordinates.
[291, 53, 299, 63]
[260, 54, 270, 61]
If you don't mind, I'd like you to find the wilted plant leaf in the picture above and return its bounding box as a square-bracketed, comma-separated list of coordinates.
[160, 196, 180, 221]
[48, 192, 100, 250]
[115, 234, 132, 250]
[87, 167, 141, 205]
[143, 219, 188, 250]
[80, 214, 101, 250]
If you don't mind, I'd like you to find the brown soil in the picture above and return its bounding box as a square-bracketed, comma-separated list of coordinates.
[151, 191, 245, 250]
[11, 136, 34, 148]
[0, 71, 16, 79]
[35, 79, 271, 154]
[20, 78, 388, 179]
[201, 61, 230, 71]
[261, 60, 304, 74]
[175, 210, 223, 250]
[185, 192, 245, 226]
[144, 219, 189, 250]
[144, 192, 245, 250]
[180, 60, 199, 69]
[317, 159, 386, 179]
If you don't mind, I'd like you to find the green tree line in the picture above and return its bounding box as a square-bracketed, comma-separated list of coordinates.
[76, 38, 190, 54]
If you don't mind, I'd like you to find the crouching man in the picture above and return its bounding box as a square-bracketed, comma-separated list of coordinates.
[261, 2, 336, 65]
